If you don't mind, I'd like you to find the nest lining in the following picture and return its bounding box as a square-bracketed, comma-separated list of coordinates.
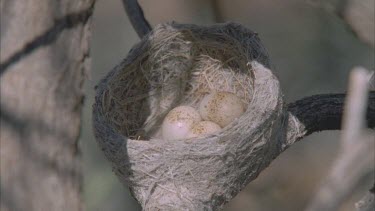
[93, 22, 284, 210]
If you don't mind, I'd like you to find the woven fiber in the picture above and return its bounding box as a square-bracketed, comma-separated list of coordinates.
[93, 22, 286, 210]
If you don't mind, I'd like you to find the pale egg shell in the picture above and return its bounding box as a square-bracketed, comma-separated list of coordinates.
[187, 121, 222, 139]
[162, 106, 201, 141]
[199, 91, 245, 127]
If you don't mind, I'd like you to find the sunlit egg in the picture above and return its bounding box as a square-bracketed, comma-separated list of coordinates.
[162, 106, 201, 141]
[187, 121, 222, 139]
[199, 91, 245, 127]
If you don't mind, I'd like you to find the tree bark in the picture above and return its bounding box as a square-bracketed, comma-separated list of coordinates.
[0, 1, 95, 210]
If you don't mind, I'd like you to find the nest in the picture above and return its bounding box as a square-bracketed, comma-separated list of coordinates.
[93, 22, 286, 210]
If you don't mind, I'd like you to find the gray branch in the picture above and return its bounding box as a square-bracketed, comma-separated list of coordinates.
[122, 0, 151, 38]
[287, 91, 375, 137]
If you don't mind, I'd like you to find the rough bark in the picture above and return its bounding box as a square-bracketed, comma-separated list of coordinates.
[0, 1, 95, 210]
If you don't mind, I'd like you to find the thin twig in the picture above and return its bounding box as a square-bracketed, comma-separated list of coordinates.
[122, 0, 151, 38]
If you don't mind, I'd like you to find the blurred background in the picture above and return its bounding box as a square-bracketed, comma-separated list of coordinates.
[81, 0, 374, 210]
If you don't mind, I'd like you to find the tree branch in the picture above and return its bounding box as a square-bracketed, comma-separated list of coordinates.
[287, 91, 375, 136]
[121, 0, 151, 38]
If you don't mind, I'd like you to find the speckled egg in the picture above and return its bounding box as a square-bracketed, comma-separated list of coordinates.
[162, 106, 201, 141]
[199, 91, 245, 127]
[187, 121, 222, 138]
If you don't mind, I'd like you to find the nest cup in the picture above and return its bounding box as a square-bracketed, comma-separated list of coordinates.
[93, 22, 286, 210]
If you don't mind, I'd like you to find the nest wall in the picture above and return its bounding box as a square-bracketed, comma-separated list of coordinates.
[93, 22, 286, 210]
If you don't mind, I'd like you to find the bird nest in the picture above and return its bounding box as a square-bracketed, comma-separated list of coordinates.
[93, 22, 286, 210]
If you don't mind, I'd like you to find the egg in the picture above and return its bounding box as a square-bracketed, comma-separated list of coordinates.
[199, 91, 245, 127]
[162, 106, 201, 141]
[187, 121, 222, 138]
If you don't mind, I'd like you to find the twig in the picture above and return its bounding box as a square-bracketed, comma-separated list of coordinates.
[122, 0, 151, 38]
[305, 67, 375, 211]
[287, 91, 375, 136]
